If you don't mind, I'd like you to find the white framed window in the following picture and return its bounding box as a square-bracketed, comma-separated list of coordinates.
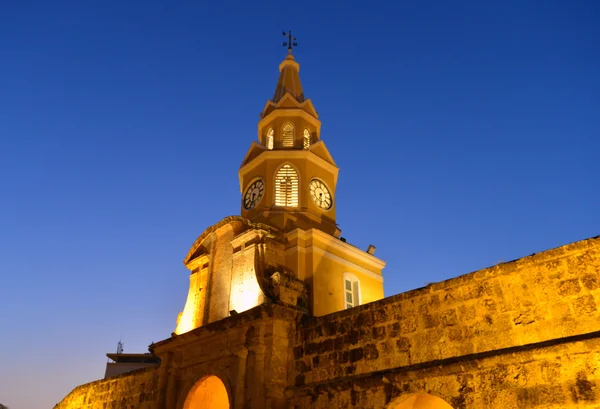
[343, 273, 361, 309]
[274, 164, 299, 206]
[303, 128, 311, 149]
[282, 122, 294, 147]
[266, 128, 274, 150]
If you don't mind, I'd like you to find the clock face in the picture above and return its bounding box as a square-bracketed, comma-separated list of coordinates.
[309, 179, 332, 210]
[243, 179, 265, 210]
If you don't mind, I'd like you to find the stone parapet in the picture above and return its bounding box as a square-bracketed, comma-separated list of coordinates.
[291, 236, 600, 388]
[287, 332, 600, 408]
[54, 366, 160, 409]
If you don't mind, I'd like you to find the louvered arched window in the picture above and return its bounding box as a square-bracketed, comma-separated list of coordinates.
[275, 164, 299, 206]
[303, 129, 311, 149]
[282, 123, 294, 147]
[266, 128, 274, 150]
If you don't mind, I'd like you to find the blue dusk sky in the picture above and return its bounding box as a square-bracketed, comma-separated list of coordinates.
[1, 1, 599, 408]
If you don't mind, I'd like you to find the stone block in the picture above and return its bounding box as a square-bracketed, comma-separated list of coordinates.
[400, 316, 418, 333]
[559, 279, 583, 296]
[572, 295, 597, 315]
[372, 325, 386, 340]
[396, 337, 411, 353]
[387, 322, 400, 337]
[442, 309, 458, 326]
[582, 274, 600, 290]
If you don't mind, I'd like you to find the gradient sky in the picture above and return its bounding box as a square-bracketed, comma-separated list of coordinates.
[1, 1, 599, 408]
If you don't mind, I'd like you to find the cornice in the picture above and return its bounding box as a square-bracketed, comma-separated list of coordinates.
[230, 228, 283, 250]
[186, 254, 210, 271]
[238, 150, 339, 183]
[260, 97, 319, 121]
[285, 228, 386, 271]
[184, 216, 281, 265]
[258, 108, 321, 132]
[285, 245, 384, 282]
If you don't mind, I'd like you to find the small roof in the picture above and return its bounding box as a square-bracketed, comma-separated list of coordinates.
[106, 352, 160, 363]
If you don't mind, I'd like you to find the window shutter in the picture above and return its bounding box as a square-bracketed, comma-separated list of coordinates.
[275, 165, 299, 206]
[282, 123, 294, 147]
[352, 281, 360, 307]
[267, 128, 274, 150]
[303, 129, 311, 149]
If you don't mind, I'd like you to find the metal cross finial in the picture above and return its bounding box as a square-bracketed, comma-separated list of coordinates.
[282, 30, 298, 52]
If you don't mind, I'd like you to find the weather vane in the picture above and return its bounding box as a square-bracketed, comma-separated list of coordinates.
[282, 30, 298, 52]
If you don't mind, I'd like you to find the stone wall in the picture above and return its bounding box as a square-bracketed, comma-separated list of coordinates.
[153, 303, 302, 409]
[290, 236, 600, 406]
[54, 237, 600, 409]
[287, 334, 600, 408]
[54, 366, 160, 409]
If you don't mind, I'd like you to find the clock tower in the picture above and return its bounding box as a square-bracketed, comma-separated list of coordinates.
[238, 47, 338, 235]
[174, 39, 385, 335]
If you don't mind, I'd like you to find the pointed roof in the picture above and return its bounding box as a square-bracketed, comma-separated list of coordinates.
[261, 51, 318, 120]
[272, 51, 304, 103]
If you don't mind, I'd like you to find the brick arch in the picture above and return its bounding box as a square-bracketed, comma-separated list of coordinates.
[387, 393, 454, 409]
[181, 374, 230, 409]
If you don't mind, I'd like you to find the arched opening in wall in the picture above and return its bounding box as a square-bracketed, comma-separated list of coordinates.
[387, 393, 454, 409]
[182, 375, 230, 409]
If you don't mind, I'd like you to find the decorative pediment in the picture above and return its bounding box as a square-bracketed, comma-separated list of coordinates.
[260, 93, 318, 119]
[239, 141, 266, 168]
[309, 140, 337, 167]
[278, 94, 302, 109]
[183, 216, 250, 265]
[183, 216, 281, 266]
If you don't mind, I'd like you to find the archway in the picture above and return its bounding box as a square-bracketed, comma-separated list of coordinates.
[387, 393, 454, 409]
[182, 375, 230, 409]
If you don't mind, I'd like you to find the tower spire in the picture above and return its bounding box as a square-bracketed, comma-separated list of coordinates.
[273, 31, 303, 103]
